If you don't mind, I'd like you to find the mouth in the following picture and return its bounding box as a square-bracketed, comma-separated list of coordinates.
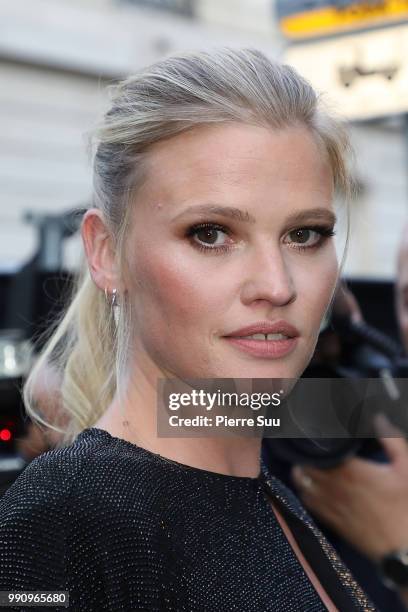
[223, 321, 300, 359]
[232, 333, 290, 341]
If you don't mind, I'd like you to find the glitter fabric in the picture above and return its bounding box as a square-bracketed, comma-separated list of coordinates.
[0, 427, 377, 611]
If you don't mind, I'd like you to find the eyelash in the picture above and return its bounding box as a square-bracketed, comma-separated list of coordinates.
[186, 222, 336, 254]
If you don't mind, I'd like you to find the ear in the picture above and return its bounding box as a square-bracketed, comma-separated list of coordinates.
[81, 209, 122, 293]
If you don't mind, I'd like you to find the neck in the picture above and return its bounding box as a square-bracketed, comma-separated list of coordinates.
[93, 366, 263, 479]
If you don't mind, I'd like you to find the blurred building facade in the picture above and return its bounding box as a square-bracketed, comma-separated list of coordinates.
[0, 0, 406, 279]
[0, 0, 282, 271]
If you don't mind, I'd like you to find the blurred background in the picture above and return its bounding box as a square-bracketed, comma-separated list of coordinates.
[3, 3, 408, 609]
[1, 0, 407, 276]
[0, 0, 407, 463]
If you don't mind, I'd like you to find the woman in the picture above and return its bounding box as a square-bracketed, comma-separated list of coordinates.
[0, 48, 375, 611]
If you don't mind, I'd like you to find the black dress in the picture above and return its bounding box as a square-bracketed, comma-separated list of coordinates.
[0, 427, 376, 611]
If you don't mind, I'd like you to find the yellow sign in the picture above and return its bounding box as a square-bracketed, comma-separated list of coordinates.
[279, 0, 408, 39]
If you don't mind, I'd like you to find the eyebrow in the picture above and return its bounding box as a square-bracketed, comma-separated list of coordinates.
[286, 208, 337, 226]
[172, 204, 256, 224]
[171, 204, 337, 226]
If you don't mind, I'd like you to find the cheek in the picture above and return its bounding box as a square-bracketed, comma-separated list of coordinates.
[295, 250, 338, 329]
[130, 250, 225, 335]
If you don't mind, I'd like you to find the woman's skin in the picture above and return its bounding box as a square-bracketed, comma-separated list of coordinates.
[84, 121, 340, 610]
[83, 122, 339, 479]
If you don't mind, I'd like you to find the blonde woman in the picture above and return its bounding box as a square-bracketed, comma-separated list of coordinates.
[0, 48, 376, 611]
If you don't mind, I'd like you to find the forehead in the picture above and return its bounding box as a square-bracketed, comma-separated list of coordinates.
[134, 122, 334, 219]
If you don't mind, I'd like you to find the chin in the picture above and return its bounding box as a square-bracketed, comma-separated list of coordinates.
[218, 361, 300, 380]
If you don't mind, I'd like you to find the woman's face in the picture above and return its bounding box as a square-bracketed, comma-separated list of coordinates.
[124, 122, 339, 381]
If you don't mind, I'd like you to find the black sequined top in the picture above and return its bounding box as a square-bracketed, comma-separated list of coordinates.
[0, 427, 377, 611]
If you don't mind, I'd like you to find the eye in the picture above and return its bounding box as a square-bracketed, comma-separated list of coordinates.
[186, 222, 232, 252]
[284, 226, 336, 251]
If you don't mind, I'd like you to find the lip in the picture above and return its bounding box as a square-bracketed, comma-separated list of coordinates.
[224, 320, 300, 339]
[223, 320, 300, 359]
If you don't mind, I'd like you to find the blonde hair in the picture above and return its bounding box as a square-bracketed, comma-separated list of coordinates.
[23, 47, 354, 446]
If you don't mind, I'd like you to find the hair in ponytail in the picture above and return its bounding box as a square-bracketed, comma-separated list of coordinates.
[23, 47, 355, 446]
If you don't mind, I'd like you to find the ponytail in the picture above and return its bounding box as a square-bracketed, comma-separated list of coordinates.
[23, 264, 117, 446]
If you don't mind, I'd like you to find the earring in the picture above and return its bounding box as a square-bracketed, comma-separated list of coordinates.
[104, 287, 119, 308]
[104, 287, 119, 327]
[111, 288, 118, 308]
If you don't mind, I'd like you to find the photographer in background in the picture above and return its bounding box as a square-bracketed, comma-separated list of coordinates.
[289, 225, 408, 610]
[292, 420, 408, 609]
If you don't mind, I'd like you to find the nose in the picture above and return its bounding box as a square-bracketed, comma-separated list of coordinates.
[240, 243, 297, 307]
